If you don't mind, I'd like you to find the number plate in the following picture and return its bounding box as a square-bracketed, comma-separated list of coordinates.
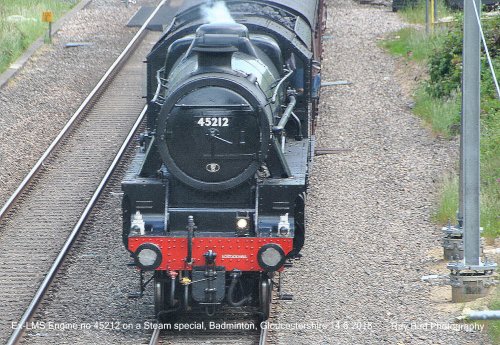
[196, 117, 229, 127]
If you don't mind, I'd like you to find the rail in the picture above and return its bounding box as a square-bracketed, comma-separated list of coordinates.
[0, 0, 165, 222]
[147, 319, 267, 345]
[6, 105, 147, 345]
[5, 0, 168, 343]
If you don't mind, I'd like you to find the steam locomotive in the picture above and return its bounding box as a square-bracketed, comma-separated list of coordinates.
[122, 0, 326, 320]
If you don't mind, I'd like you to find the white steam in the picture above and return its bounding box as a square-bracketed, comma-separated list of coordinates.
[201, 1, 235, 24]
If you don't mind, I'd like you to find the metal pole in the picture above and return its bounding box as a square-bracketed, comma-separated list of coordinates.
[49, 22, 52, 43]
[425, 0, 430, 34]
[462, 0, 481, 266]
[467, 310, 500, 320]
[434, 0, 438, 24]
[457, 112, 464, 227]
[458, 77, 464, 228]
[430, 0, 435, 31]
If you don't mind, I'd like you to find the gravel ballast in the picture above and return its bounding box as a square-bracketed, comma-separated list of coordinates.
[8, 0, 493, 344]
[0, 0, 155, 208]
[270, 1, 490, 344]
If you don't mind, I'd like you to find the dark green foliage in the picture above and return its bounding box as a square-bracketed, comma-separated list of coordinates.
[386, 13, 499, 239]
[426, 19, 463, 98]
[426, 15, 499, 100]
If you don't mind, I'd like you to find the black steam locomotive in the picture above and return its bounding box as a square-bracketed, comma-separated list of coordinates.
[122, 0, 326, 320]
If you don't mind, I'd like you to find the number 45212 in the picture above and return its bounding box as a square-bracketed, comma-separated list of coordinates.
[197, 117, 229, 127]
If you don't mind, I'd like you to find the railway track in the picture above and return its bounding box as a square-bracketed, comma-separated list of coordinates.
[148, 316, 267, 345]
[146, 295, 279, 345]
[0, 2, 166, 344]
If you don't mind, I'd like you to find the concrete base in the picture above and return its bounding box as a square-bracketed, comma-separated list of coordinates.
[448, 260, 497, 303]
[450, 274, 495, 303]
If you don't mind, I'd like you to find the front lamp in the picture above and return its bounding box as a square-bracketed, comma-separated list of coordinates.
[134, 243, 162, 270]
[236, 218, 249, 230]
[235, 215, 250, 236]
[257, 244, 286, 272]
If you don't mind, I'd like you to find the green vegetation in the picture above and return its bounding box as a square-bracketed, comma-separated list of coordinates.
[399, 0, 455, 24]
[427, 14, 500, 237]
[0, 0, 77, 73]
[433, 174, 459, 225]
[489, 290, 500, 343]
[382, 13, 500, 237]
[381, 27, 448, 61]
[384, 4, 500, 341]
[413, 86, 461, 135]
[380, 25, 462, 137]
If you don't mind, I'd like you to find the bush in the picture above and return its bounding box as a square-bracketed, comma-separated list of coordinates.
[385, 13, 499, 237]
[426, 18, 463, 98]
[426, 15, 500, 100]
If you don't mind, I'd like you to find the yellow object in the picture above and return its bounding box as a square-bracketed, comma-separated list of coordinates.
[430, 0, 435, 29]
[180, 277, 191, 285]
[42, 11, 53, 23]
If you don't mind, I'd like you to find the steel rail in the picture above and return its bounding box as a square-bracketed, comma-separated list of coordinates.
[149, 327, 161, 345]
[0, 0, 166, 222]
[6, 1, 168, 343]
[259, 324, 268, 345]
[6, 105, 148, 345]
[147, 320, 268, 345]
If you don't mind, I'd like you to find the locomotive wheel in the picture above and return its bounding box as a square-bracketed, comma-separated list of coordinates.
[259, 276, 272, 321]
[154, 276, 167, 319]
[154, 272, 176, 322]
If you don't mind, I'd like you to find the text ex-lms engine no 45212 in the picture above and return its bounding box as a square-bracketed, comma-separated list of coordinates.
[122, 0, 326, 321]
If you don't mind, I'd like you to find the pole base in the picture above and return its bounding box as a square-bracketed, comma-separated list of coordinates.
[448, 262, 497, 303]
[442, 224, 464, 260]
[441, 225, 484, 261]
[442, 236, 484, 261]
[442, 236, 464, 261]
[450, 275, 494, 303]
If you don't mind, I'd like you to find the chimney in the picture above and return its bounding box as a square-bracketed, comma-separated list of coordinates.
[190, 23, 257, 68]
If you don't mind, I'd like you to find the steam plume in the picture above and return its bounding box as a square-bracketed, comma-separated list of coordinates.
[201, 1, 235, 24]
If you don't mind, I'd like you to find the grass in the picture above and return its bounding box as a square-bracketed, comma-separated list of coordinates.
[381, 27, 448, 62]
[0, 0, 77, 74]
[432, 172, 500, 238]
[381, 19, 499, 236]
[480, 154, 500, 238]
[399, 0, 455, 24]
[414, 75, 499, 238]
[384, 6, 500, 341]
[433, 174, 459, 225]
[413, 87, 461, 136]
[488, 290, 500, 343]
[380, 27, 461, 137]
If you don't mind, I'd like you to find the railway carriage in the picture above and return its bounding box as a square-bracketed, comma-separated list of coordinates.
[122, 0, 326, 320]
